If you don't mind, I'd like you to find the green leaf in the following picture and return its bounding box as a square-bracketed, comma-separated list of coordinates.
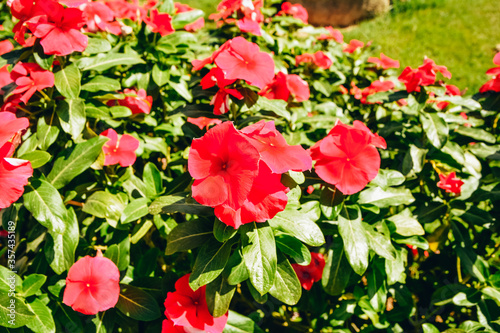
[370, 169, 406, 189]
[149, 194, 213, 215]
[79, 53, 145, 72]
[385, 247, 407, 285]
[269, 252, 302, 305]
[338, 206, 369, 276]
[223, 310, 265, 333]
[363, 222, 397, 260]
[83, 191, 127, 225]
[189, 238, 233, 291]
[0, 294, 35, 328]
[169, 80, 193, 102]
[24, 178, 68, 234]
[319, 185, 344, 219]
[402, 144, 428, 175]
[452, 221, 489, 282]
[387, 208, 425, 236]
[241, 222, 277, 295]
[130, 220, 153, 244]
[36, 112, 60, 151]
[33, 44, 54, 70]
[269, 204, 325, 247]
[226, 251, 249, 286]
[206, 274, 236, 318]
[104, 236, 130, 271]
[172, 9, 204, 29]
[422, 323, 441, 333]
[54, 63, 81, 99]
[18, 151, 51, 169]
[358, 186, 415, 208]
[367, 262, 387, 312]
[44, 207, 79, 274]
[0, 265, 22, 292]
[455, 126, 497, 143]
[249, 97, 290, 122]
[419, 112, 449, 149]
[47, 136, 108, 189]
[25, 298, 55, 333]
[214, 218, 237, 243]
[165, 219, 213, 255]
[85, 37, 112, 54]
[56, 98, 86, 139]
[152, 64, 170, 87]
[121, 198, 149, 224]
[81, 76, 121, 92]
[322, 237, 352, 296]
[116, 285, 161, 321]
[275, 234, 311, 265]
[21, 274, 46, 297]
[143, 163, 164, 197]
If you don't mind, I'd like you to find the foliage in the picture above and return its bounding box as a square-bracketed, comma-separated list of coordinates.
[0, 0, 500, 332]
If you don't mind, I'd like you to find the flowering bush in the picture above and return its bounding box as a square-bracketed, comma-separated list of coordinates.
[0, 0, 499, 332]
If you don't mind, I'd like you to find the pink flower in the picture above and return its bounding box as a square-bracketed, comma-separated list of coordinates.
[116, 88, 153, 115]
[100, 129, 140, 167]
[277, 2, 308, 23]
[343, 39, 364, 53]
[10, 62, 54, 104]
[317, 26, 343, 43]
[164, 274, 228, 333]
[82, 1, 121, 35]
[0, 40, 14, 55]
[259, 72, 310, 102]
[145, 9, 174, 36]
[367, 53, 400, 69]
[214, 37, 275, 89]
[437, 172, 464, 194]
[296, 51, 332, 69]
[63, 250, 120, 315]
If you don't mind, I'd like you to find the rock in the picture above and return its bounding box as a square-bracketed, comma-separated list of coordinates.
[291, 0, 391, 27]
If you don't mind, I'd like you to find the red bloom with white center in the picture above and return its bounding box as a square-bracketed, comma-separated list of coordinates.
[343, 39, 364, 53]
[100, 129, 140, 167]
[437, 172, 464, 194]
[317, 26, 343, 43]
[259, 72, 310, 102]
[241, 120, 312, 174]
[117, 88, 153, 115]
[63, 249, 120, 315]
[277, 2, 308, 23]
[28, 1, 88, 55]
[292, 252, 325, 290]
[311, 120, 386, 195]
[145, 9, 174, 36]
[214, 37, 275, 89]
[188, 122, 260, 210]
[367, 53, 400, 69]
[164, 274, 228, 333]
[9, 62, 54, 104]
[187, 117, 222, 130]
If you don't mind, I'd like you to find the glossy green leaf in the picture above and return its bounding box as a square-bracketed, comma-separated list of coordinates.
[275, 234, 311, 265]
[214, 218, 237, 243]
[387, 208, 425, 236]
[81, 76, 121, 92]
[121, 198, 149, 224]
[36, 113, 60, 151]
[223, 310, 265, 333]
[79, 53, 145, 72]
[116, 284, 161, 321]
[165, 219, 213, 255]
[152, 64, 170, 87]
[21, 274, 46, 297]
[358, 186, 415, 208]
[104, 236, 130, 271]
[83, 191, 127, 226]
[172, 9, 204, 29]
[226, 251, 249, 286]
[322, 237, 352, 296]
[268, 253, 302, 305]
[56, 98, 86, 139]
[26, 298, 56, 333]
[143, 163, 164, 197]
[0, 294, 35, 328]
[18, 150, 51, 169]
[420, 112, 449, 149]
[338, 206, 369, 276]
[363, 222, 397, 260]
[149, 194, 213, 215]
[84, 37, 112, 54]
[55, 63, 81, 99]
[206, 274, 236, 318]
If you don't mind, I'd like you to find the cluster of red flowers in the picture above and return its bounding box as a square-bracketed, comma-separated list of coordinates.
[194, 37, 275, 114]
[311, 120, 387, 195]
[209, 0, 264, 36]
[479, 52, 500, 93]
[188, 121, 311, 228]
[163, 274, 228, 332]
[259, 72, 310, 103]
[292, 252, 326, 290]
[398, 57, 452, 93]
[0, 113, 33, 209]
[349, 79, 395, 104]
[276, 2, 308, 23]
[437, 171, 464, 195]
[296, 51, 332, 70]
[63, 250, 120, 315]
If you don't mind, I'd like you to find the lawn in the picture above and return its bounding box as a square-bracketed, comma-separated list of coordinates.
[179, 0, 500, 93]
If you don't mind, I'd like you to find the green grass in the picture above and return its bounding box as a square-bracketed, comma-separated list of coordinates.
[343, 0, 500, 93]
[177, 0, 499, 93]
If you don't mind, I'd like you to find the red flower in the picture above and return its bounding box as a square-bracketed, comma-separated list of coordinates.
[82, 1, 121, 35]
[433, 84, 461, 110]
[174, 3, 204, 31]
[164, 274, 228, 333]
[343, 39, 364, 53]
[10, 62, 55, 104]
[117, 88, 153, 115]
[63, 249, 120, 315]
[236, 17, 262, 35]
[100, 129, 140, 167]
[292, 252, 325, 290]
[28, 2, 88, 56]
[296, 51, 332, 69]
[367, 53, 400, 69]
[105, 0, 147, 22]
[191, 40, 232, 71]
[0, 112, 33, 209]
[145, 9, 174, 36]
[479, 52, 500, 93]
[259, 72, 310, 102]
[187, 117, 222, 130]
[0, 40, 14, 56]
[188, 121, 260, 209]
[355, 80, 395, 104]
[317, 26, 343, 43]
[277, 2, 308, 23]
[494, 52, 500, 66]
[311, 120, 386, 195]
[241, 120, 312, 173]
[161, 318, 186, 333]
[437, 172, 464, 194]
[214, 37, 275, 89]
[399, 58, 451, 93]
